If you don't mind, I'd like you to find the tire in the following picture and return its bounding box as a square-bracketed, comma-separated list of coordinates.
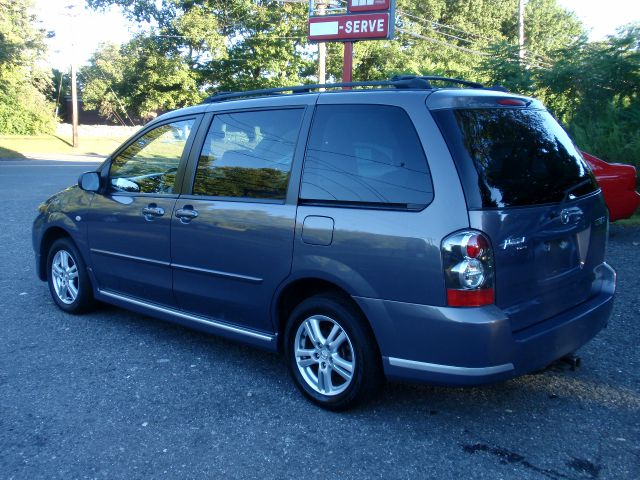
[284, 294, 383, 411]
[46, 237, 95, 314]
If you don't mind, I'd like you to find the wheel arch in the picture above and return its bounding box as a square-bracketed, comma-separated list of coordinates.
[273, 276, 378, 355]
[38, 226, 74, 280]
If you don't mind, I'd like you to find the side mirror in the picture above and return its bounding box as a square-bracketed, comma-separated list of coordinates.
[78, 171, 101, 192]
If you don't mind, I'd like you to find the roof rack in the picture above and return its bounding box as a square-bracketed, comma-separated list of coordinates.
[203, 75, 487, 103]
[391, 75, 484, 89]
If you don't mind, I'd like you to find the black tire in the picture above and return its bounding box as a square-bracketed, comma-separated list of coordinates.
[284, 293, 383, 411]
[46, 237, 95, 314]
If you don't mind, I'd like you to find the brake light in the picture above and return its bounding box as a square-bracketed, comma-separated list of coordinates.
[442, 231, 495, 307]
[497, 98, 527, 106]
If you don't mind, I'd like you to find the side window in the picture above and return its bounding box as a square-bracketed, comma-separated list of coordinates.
[193, 109, 303, 200]
[300, 105, 434, 208]
[109, 119, 195, 194]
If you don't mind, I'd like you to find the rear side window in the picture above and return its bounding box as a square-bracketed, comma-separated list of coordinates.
[434, 108, 598, 209]
[193, 109, 303, 200]
[300, 105, 433, 209]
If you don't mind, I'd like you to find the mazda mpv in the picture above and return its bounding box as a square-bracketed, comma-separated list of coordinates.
[33, 76, 616, 410]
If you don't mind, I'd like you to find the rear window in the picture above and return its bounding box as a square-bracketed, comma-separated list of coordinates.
[433, 108, 598, 209]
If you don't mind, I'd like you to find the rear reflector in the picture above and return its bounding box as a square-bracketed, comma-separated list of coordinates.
[447, 288, 494, 307]
[497, 98, 527, 106]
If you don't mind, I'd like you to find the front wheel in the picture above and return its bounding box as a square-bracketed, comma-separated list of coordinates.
[46, 238, 94, 314]
[285, 294, 383, 410]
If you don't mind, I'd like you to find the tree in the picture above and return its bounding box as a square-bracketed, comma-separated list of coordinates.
[483, 22, 640, 167]
[562, 24, 640, 166]
[82, 35, 202, 122]
[0, 0, 55, 134]
[83, 0, 638, 168]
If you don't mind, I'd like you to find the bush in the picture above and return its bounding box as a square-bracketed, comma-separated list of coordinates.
[0, 88, 56, 135]
[569, 102, 640, 169]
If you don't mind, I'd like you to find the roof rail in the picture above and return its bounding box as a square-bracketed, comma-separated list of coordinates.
[202, 75, 485, 103]
[203, 79, 418, 103]
[391, 75, 484, 89]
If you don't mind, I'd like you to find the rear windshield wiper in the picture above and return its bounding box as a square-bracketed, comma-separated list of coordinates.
[550, 178, 593, 218]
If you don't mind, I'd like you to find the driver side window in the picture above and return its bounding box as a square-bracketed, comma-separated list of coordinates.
[109, 118, 195, 194]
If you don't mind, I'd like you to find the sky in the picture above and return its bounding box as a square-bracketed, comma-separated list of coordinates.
[34, 0, 640, 71]
[557, 0, 639, 40]
[33, 0, 140, 70]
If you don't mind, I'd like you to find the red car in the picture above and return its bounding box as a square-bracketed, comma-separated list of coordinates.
[582, 151, 640, 221]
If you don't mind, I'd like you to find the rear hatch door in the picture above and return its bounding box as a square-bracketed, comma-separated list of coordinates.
[433, 103, 606, 331]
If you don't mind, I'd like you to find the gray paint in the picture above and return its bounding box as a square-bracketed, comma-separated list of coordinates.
[32, 87, 616, 387]
[301, 216, 335, 246]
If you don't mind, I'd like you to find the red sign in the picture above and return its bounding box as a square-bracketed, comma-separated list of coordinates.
[348, 0, 390, 12]
[309, 13, 391, 42]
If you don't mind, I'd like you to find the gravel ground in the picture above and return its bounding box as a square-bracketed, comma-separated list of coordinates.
[1, 159, 639, 479]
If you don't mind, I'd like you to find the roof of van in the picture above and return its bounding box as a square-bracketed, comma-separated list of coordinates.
[153, 75, 542, 125]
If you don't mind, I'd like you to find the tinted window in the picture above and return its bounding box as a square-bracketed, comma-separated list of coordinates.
[193, 109, 303, 199]
[300, 105, 433, 208]
[434, 108, 598, 208]
[109, 119, 195, 194]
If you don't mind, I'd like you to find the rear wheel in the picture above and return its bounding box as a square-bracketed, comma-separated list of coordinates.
[46, 238, 94, 314]
[285, 294, 383, 410]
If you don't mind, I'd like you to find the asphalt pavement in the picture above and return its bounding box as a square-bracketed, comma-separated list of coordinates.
[1, 158, 639, 479]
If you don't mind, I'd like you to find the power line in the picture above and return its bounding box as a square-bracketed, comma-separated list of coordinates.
[397, 28, 491, 58]
[398, 10, 498, 44]
[397, 10, 553, 68]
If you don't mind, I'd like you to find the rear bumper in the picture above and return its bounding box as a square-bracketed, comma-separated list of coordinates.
[355, 262, 616, 386]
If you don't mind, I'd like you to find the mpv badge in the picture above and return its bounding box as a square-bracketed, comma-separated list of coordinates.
[560, 209, 571, 225]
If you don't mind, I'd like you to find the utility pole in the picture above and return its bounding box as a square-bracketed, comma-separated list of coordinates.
[66, 3, 79, 148]
[518, 0, 525, 62]
[71, 63, 79, 148]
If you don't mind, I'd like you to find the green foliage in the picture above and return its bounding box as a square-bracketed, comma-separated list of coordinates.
[80, 0, 638, 170]
[568, 25, 640, 167]
[0, 0, 55, 134]
[82, 35, 201, 122]
[483, 22, 640, 168]
[570, 102, 640, 166]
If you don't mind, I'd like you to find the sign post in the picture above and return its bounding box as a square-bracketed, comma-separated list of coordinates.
[343, 42, 353, 83]
[308, 0, 395, 83]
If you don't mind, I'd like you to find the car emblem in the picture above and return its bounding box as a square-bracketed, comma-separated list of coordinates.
[500, 236, 527, 250]
[560, 209, 571, 225]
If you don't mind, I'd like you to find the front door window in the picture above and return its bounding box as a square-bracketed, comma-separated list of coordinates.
[109, 119, 195, 194]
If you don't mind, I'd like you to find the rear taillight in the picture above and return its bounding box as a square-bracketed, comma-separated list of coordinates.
[442, 231, 494, 307]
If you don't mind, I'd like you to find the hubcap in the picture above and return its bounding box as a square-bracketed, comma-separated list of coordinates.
[51, 250, 79, 305]
[294, 315, 355, 396]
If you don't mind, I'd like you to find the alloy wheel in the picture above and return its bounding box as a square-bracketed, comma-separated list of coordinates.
[294, 315, 355, 396]
[51, 250, 79, 305]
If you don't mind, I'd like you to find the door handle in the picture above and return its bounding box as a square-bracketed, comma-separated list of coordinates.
[175, 207, 198, 223]
[142, 205, 165, 220]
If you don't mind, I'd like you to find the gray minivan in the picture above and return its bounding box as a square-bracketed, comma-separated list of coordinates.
[33, 77, 616, 410]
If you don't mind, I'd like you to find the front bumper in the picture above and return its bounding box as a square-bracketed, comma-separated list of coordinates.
[354, 262, 616, 386]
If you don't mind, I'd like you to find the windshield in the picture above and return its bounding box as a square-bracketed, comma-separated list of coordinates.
[433, 108, 598, 209]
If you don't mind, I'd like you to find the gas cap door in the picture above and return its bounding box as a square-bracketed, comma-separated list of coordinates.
[302, 216, 335, 246]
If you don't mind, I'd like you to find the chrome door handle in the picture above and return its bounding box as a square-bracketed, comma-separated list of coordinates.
[142, 205, 165, 220]
[175, 207, 198, 223]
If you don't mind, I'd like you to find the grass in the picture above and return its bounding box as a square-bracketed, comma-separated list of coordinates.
[0, 134, 130, 158]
